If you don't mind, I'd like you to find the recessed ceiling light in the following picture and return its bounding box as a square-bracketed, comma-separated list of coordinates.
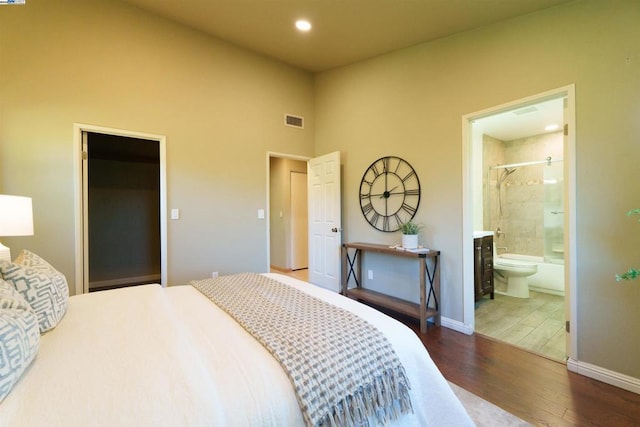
[545, 124, 560, 131]
[295, 20, 312, 32]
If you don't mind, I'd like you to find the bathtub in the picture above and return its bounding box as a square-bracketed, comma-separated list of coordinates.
[498, 253, 565, 296]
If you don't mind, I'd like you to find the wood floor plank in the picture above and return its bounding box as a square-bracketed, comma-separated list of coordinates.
[409, 323, 640, 426]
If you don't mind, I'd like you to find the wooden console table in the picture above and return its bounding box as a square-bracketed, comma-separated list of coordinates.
[341, 242, 440, 333]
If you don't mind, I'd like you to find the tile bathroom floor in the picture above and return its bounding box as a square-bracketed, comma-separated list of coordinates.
[474, 291, 566, 362]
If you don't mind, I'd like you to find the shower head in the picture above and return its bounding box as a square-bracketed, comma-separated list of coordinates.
[496, 167, 517, 188]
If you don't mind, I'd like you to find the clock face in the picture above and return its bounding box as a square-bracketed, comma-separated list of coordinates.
[359, 156, 421, 232]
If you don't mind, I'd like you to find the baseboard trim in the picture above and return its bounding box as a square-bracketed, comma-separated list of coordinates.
[269, 265, 291, 273]
[89, 274, 161, 289]
[567, 358, 640, 395]
[441, 316, 474, 335]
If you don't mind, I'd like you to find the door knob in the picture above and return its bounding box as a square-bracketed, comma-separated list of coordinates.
[331, 227, 340, 233]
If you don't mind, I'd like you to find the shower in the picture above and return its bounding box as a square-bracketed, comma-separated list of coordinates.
[496, 167, 517, 216]
[488, 156, 564, 263]
[497, 167, 517, 187]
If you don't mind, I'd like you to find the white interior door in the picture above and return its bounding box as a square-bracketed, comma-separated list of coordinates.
[308, 151, 341, 291]
[290, 171, 308, 270]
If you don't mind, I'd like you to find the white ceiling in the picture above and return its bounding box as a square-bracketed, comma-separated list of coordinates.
[474, 97, 564, 141]
[120, 0, 574, 72]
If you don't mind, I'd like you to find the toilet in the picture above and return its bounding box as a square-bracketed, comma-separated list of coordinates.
[493, 249, 538, 298]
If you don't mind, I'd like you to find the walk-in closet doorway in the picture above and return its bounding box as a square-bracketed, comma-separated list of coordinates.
[74, 124, 167, 295]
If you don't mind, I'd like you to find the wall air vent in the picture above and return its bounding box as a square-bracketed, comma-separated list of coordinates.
[284, 114, 304, 129]
[512, 106, 538, 116]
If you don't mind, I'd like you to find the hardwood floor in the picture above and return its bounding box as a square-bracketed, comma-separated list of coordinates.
[270, 266, 309, 282]
[410, 323, 640, 426]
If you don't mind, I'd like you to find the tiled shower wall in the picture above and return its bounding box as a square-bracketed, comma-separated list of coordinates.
[483, 131, 563, 257]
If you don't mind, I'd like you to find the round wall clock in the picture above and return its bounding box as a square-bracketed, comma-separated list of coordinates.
[359, 156, 421, 232]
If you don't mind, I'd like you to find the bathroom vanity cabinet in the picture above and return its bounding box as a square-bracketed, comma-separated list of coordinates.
[474, 235, 494, 301]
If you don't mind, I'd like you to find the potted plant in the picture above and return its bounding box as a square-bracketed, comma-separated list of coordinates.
[616, 208, 640, 281]
[399, 220, 423, 249]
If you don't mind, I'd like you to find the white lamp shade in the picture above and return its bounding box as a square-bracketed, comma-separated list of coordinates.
[0, 195, 34, 236]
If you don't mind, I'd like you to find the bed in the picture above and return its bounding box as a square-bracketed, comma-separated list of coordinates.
[0, 251, 473, 426]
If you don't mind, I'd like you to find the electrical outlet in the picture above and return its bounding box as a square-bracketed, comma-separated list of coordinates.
[211, 271, 218, 278]
[368, 270, 373, 280]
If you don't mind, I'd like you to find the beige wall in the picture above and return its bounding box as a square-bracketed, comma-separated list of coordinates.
[315, 0, 640, 378]
[0, 0, 314, 286]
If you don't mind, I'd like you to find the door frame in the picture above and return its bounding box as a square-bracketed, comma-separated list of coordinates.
[73, 123, 168, 295]
[461, 84, 577, 362]
[265, 152, 311, 273]
[290, 170, 308, 270]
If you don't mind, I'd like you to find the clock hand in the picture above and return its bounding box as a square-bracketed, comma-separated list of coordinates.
[379, 185, 399, 198]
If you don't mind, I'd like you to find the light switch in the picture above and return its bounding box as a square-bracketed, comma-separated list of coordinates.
[171, 208, 180, 220]
[257, 209, 265, 219]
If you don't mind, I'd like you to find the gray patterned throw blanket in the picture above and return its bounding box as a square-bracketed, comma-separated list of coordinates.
[190, 273, 413, 427]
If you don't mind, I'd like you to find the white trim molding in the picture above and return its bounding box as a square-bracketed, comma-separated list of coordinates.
[441, 316, 474, 336]
[89, 274, 162, 290]
[567, 358, 640, 395]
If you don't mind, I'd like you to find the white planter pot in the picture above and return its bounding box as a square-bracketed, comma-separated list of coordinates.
[402, 234, 418, 249]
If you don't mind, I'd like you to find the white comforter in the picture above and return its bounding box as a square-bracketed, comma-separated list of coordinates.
[0, 273, 473, 426]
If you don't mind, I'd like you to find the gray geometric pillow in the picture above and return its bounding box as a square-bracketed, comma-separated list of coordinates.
[0, 250, 69, 334]
[0, 279, 40, 403]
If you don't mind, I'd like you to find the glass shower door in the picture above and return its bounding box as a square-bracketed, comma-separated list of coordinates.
[543, 161, 564, 263]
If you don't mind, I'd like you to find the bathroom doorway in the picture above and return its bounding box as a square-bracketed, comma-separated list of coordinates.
[462, 85, 576, 363]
